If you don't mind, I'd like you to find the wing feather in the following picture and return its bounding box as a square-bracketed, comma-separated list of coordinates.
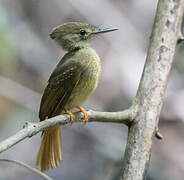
[39, 58, 81, 121]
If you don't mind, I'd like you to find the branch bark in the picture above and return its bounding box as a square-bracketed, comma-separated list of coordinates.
[120, 0, 184, 179]
[0, 108, 135, 154]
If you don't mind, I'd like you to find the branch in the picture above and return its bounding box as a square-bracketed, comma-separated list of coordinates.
[0, 159, 53, 180]
[177, 31, 184, 44]
[0, 108, 135, 154]
[120, 0, 184, 179]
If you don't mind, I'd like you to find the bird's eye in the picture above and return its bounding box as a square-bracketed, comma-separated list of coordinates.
[80, 30, 86, 36]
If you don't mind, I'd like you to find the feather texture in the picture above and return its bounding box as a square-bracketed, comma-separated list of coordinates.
[36, 46, 101, 171]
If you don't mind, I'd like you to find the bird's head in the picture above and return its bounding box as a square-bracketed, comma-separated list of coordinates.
[50, 22, 118, 51]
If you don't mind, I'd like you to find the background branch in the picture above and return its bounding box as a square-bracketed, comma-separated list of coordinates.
[120, 0, 184, 179]
[0, 159, 53, 180]
[0, 108, 134, 154]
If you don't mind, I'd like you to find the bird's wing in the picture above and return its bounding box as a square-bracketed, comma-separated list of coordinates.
[39, 59, 82, 121]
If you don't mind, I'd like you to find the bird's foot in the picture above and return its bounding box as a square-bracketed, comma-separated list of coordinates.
[76, 106, 88, 124]
[64, 109, 75, 125]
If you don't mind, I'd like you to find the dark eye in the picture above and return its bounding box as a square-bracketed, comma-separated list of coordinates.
[80, 30, 86, 36]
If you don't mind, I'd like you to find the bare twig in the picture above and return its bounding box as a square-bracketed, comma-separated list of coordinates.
[120, 0, 184, 179]
[177, 31, 184, 44]
[0, 159, 53, 180]
[0, 108, 135, 154]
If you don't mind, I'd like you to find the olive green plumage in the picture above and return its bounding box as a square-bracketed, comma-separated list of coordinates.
[36, 22, 118, 171]
[39, 47, 101, 121]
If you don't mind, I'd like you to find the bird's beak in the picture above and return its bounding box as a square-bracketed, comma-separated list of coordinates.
[91, 27, 118, 35]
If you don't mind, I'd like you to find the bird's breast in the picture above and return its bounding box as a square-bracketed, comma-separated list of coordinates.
[66, 47, 101, 108]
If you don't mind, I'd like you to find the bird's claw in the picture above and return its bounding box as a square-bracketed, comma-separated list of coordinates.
[76, 107, 88, 124]
[64, 109, 75, 125]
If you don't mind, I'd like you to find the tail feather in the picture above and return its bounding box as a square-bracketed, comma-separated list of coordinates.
[54, 129, 62, 166]
[36, 126, 62, 171]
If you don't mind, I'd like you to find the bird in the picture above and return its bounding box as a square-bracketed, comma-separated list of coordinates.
[35, 22, 118, 171]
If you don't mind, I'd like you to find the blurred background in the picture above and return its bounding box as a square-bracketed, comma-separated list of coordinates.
[0, 0, 184, 179]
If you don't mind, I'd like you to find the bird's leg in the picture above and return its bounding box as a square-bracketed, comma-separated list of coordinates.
[63, 108, 75, 125]
[76, 106, 88, 124]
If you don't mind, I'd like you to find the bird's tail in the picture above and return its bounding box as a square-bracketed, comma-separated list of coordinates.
[36, 125, 62, 171]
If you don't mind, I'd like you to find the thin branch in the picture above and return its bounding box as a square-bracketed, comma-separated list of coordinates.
[177, 35, 184, 43]
[177, 30, 184, 44]
[120, 0, 184, 179]
[0, 159, 53, 180]
[0, 108, 135, 154]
